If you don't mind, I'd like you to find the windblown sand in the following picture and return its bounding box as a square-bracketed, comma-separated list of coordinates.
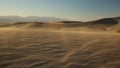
[0, 28, 120, 68]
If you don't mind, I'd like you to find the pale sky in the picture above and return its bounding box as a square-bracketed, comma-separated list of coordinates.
[0, 0, 120, 21]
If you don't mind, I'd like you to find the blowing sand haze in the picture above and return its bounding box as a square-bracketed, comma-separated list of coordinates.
[0, 0, 120, 68]
[0, 18, 120, 68]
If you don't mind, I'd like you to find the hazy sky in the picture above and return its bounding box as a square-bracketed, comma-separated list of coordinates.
[0, 0, 120, 21]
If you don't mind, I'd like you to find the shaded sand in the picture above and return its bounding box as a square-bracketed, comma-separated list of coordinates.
[0, 28, 120, 68]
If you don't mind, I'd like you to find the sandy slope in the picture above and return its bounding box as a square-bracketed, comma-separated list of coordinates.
[0, 28, 120, 68]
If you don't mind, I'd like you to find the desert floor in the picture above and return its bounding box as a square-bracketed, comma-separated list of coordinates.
[0, 28, 120, 68]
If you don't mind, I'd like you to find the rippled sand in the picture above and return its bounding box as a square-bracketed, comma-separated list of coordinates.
[0, 28, 120, 68]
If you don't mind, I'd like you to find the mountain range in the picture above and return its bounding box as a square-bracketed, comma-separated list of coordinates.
[0, 16, 68, 23]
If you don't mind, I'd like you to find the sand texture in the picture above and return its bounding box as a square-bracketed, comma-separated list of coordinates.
[0, 28, 120, 68]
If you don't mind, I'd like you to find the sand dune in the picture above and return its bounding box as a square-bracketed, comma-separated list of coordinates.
[5, 17, 118, 31]
[0, 17, 119, 30]
[0, 28, 120, 68]
[0, 17, 120, 68]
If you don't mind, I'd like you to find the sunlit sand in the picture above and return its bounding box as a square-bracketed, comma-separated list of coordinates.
[0, 26, 120, 68]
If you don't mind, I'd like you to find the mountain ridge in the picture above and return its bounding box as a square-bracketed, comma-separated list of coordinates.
[0, 16, 68, 23]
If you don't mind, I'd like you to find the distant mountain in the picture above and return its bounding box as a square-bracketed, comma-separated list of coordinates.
[0, 16, 68, 23]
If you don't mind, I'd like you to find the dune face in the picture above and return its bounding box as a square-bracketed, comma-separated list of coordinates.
[0, 17, 120, 68]
[12, 22, 45, 28]
[91, 18, 118, 25]
[0, 28, 120, 68]
[84, 18, 120, 30]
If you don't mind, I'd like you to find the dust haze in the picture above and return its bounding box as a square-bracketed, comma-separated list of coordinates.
[0, 17, 120, 68]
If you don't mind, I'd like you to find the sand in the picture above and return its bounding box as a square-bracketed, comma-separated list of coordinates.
[0, 27, 120, 68]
